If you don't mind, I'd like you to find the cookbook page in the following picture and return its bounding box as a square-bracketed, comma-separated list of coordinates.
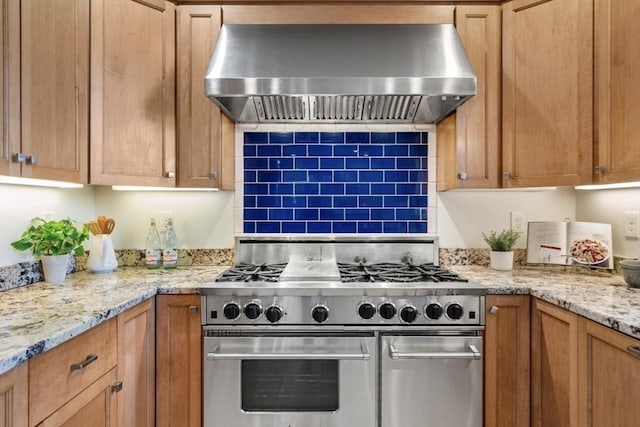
[526, 222, 568, 265]
[566, 222, 613, 269]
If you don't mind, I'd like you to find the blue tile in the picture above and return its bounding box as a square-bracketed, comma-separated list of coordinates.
[244, 145, 257, 157]
[359, 196, 383, 207]
[244, 222, 255, 233]
[384, 144, 409, 157]
[296, 158, 319, 170]
[333, 196, 357, 207]
[283, 196, 307, 207]
[295, 132, 319, 143]
[269, 184, 293, 195]
[409, 195, 428, 207]
[359, 171, 383, 183]
[333, 222, 357, 233]
[397, 183, 422, 195]
[308, 196, 332, 207]
[308, 222, 331, 233]
[397, 158, 422, 170]
[384, 222, 408, 233]
[421, 209, 428, 220]
[308, 171, 332, 182]
[308, 145, 333, 156]
[346, 132, 370, 144]
[421, 133, 429, 144]
[245, 158, 268, 169]
[256, 196, 281, 207]
[333, 145, 358, 156]
[295, 183, 319, 195]
[283, 171, 307, 182]
[320, 158, 344, 169]
[346, 209, 369, 220]
[396, 209, 421, 220]
[346, 158, 370, 169]
[371, 209, 394, 220]
[270, 132, 293, 144]
[257, 222, 280, 233]
[257, 145, 281, 157]
[358, 222, 382, 233]
[409, 171, 428, 182]
[245, 184, 269, 195]
[283, 144, 306, 157]
[421, 184, 428, 194]
[320, 132, 345, 143]
[408, 222, 427, 233]
[422, 158, 428, 169]
[295, 209, 318, 220]
[320, 183, 344, 195]
[244, 196, 256, 208]
[384, 196, 408, 207]
[269, 209, 293, 220]
[371, 158, 395, 170]
[371, 133, 395, 143]
[244, 132, 268, 143]
[245, 209, 268, 220]
[334, 170, 357, 182]
[282, 222, 306, 233]
[244, 171, 257, 183]
[269, 158, 294, 170]
[397, 132, 421, 143]
[371, 183, 396, 195]
[385, 171, 409, 183]
[257, 171, 281, 183]
[409, 144, 428, 157]
[359, 145, 384, 157]
[320, 208, 344, 220]
[346, 183, 370, 195]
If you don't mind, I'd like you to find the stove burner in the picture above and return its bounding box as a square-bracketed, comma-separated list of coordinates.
[215, 263, 287, 282]
[337, 262, 469, 283]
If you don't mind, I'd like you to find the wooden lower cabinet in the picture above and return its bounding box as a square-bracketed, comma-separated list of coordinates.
[0, 363, 28, 427]
[156, 295, 202, 427]
[484, 295, 530, 427]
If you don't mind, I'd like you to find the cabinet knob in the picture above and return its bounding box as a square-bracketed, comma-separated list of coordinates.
[26, 155, 38, 165]
[189, 305, 198, 314]
[594, 166, 607, 174]
[12, 153, 26, 163]
[111, 381, 123, 393]
[165, 171, 175, 178]
[210, 172, 218, 179]
[503, 172, 512, 180]
[458, 172, 468, 180]
[489, 306, 499, 315]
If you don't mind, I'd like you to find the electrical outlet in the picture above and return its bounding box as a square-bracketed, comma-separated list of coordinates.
[510, 211, 526, 233]
[624, 211, 640, 239]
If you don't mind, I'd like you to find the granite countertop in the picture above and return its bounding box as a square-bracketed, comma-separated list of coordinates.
[0, 264, 638, 377]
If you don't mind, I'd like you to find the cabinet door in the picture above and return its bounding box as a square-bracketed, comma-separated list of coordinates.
[90, 0, 176, 186]
[20, 0, 89, 184]
[437, 6, 501, 191]
[117, 299, 155, 427]
[156, 295, 201, 427]
[502, 0, 593, 188]
[484, 295, 530, 427]
[531, 298, 579, 427]
[578, 318, 640, 426]
[0, 0, 20, 177]
[0, 363, 28, 427]
[594, 0, 640, 183]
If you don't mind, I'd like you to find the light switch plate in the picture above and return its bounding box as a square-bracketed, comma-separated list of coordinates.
[624, 211, 640, 238]
[511, 211, 526, 233]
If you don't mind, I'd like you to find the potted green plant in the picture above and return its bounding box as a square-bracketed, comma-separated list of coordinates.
[11, 217, 89, 283]
[482, 229, 521, 271]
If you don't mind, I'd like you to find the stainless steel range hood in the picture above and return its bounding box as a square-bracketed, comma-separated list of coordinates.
[205, 24, 476, 124]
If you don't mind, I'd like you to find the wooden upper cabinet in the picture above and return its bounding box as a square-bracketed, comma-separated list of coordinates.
[90, 0, 176, 186]
[502, 0, 593, 188]
[0, 0, 20, 177]
[0, 363, 28, 427]
[594, 0, 640, 184]
[437, 5, 501, 191]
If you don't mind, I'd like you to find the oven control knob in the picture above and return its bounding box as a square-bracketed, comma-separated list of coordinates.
[312, 305, 329, 323]
[358, 302, 376, 320]
[223, 302, 241, 320]
[400, 305, 418, 323]
[244, 302, 262, 320]
[265, 305, 283, 323]
[425, 303, 443, 320]
[379, 302, 396, 320]
[446, 303, 464, 320]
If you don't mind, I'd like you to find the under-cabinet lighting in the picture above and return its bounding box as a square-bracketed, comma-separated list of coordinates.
[111, 185, 219, 192]
[448, 187, 558, 193]
[575, 182, 640, 191]
[0, 176, 84, 188]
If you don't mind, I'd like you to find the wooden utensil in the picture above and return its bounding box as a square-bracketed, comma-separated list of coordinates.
[103, 218, 115, 234]
[87, 221, 102, 235]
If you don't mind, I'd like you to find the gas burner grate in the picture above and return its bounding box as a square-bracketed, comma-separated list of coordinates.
[337, 262, 469, 283]
[215, 263, 287, 283]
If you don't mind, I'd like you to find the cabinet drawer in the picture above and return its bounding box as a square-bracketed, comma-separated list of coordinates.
[29, 318, 117, 426]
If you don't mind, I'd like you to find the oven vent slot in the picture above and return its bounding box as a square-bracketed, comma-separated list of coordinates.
[364, 95, 421, 121]
[254, 96, 308, 121]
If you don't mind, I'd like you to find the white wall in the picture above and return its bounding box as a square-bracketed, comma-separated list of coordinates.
[576, 188, 640, 258]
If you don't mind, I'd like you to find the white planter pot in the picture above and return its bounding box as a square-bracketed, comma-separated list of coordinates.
[41, 254, 70, 283]
[490, 251, 514, 271]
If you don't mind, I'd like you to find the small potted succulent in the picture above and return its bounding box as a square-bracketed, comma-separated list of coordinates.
[11, 217, 89, 283]
[482, 229, 521, 271]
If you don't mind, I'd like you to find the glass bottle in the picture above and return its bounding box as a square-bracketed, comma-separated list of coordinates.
[145, 218, 162, 269]
[162, 217, 178, 269]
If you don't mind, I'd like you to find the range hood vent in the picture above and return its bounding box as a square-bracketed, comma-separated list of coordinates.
[205, 24, 477, 124]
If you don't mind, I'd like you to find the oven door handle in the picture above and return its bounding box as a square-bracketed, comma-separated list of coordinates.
[207, 342, 371, 361]
[388, 343, 481, 360]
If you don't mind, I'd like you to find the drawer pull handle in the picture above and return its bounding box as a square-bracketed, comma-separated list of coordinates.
[70, 354, 98, 372]
[189, 305, 198, 314]
[627, 346, 640, 359]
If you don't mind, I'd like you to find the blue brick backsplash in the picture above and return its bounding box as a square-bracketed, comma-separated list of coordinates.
[243, 131, 429, 234]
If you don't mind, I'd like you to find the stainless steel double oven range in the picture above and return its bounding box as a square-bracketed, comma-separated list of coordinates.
[201, 237, 486, 427]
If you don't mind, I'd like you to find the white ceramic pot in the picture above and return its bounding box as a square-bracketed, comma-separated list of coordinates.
[490, 251, 514, 271]
[41, 254, 70, 283]
[87, 234, 117, 273]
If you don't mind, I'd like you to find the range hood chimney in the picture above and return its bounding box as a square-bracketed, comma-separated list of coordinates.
[205, 24, 476, 124]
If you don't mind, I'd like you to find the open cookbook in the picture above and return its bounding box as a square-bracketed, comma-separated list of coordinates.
[526, 221, 613, 269]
